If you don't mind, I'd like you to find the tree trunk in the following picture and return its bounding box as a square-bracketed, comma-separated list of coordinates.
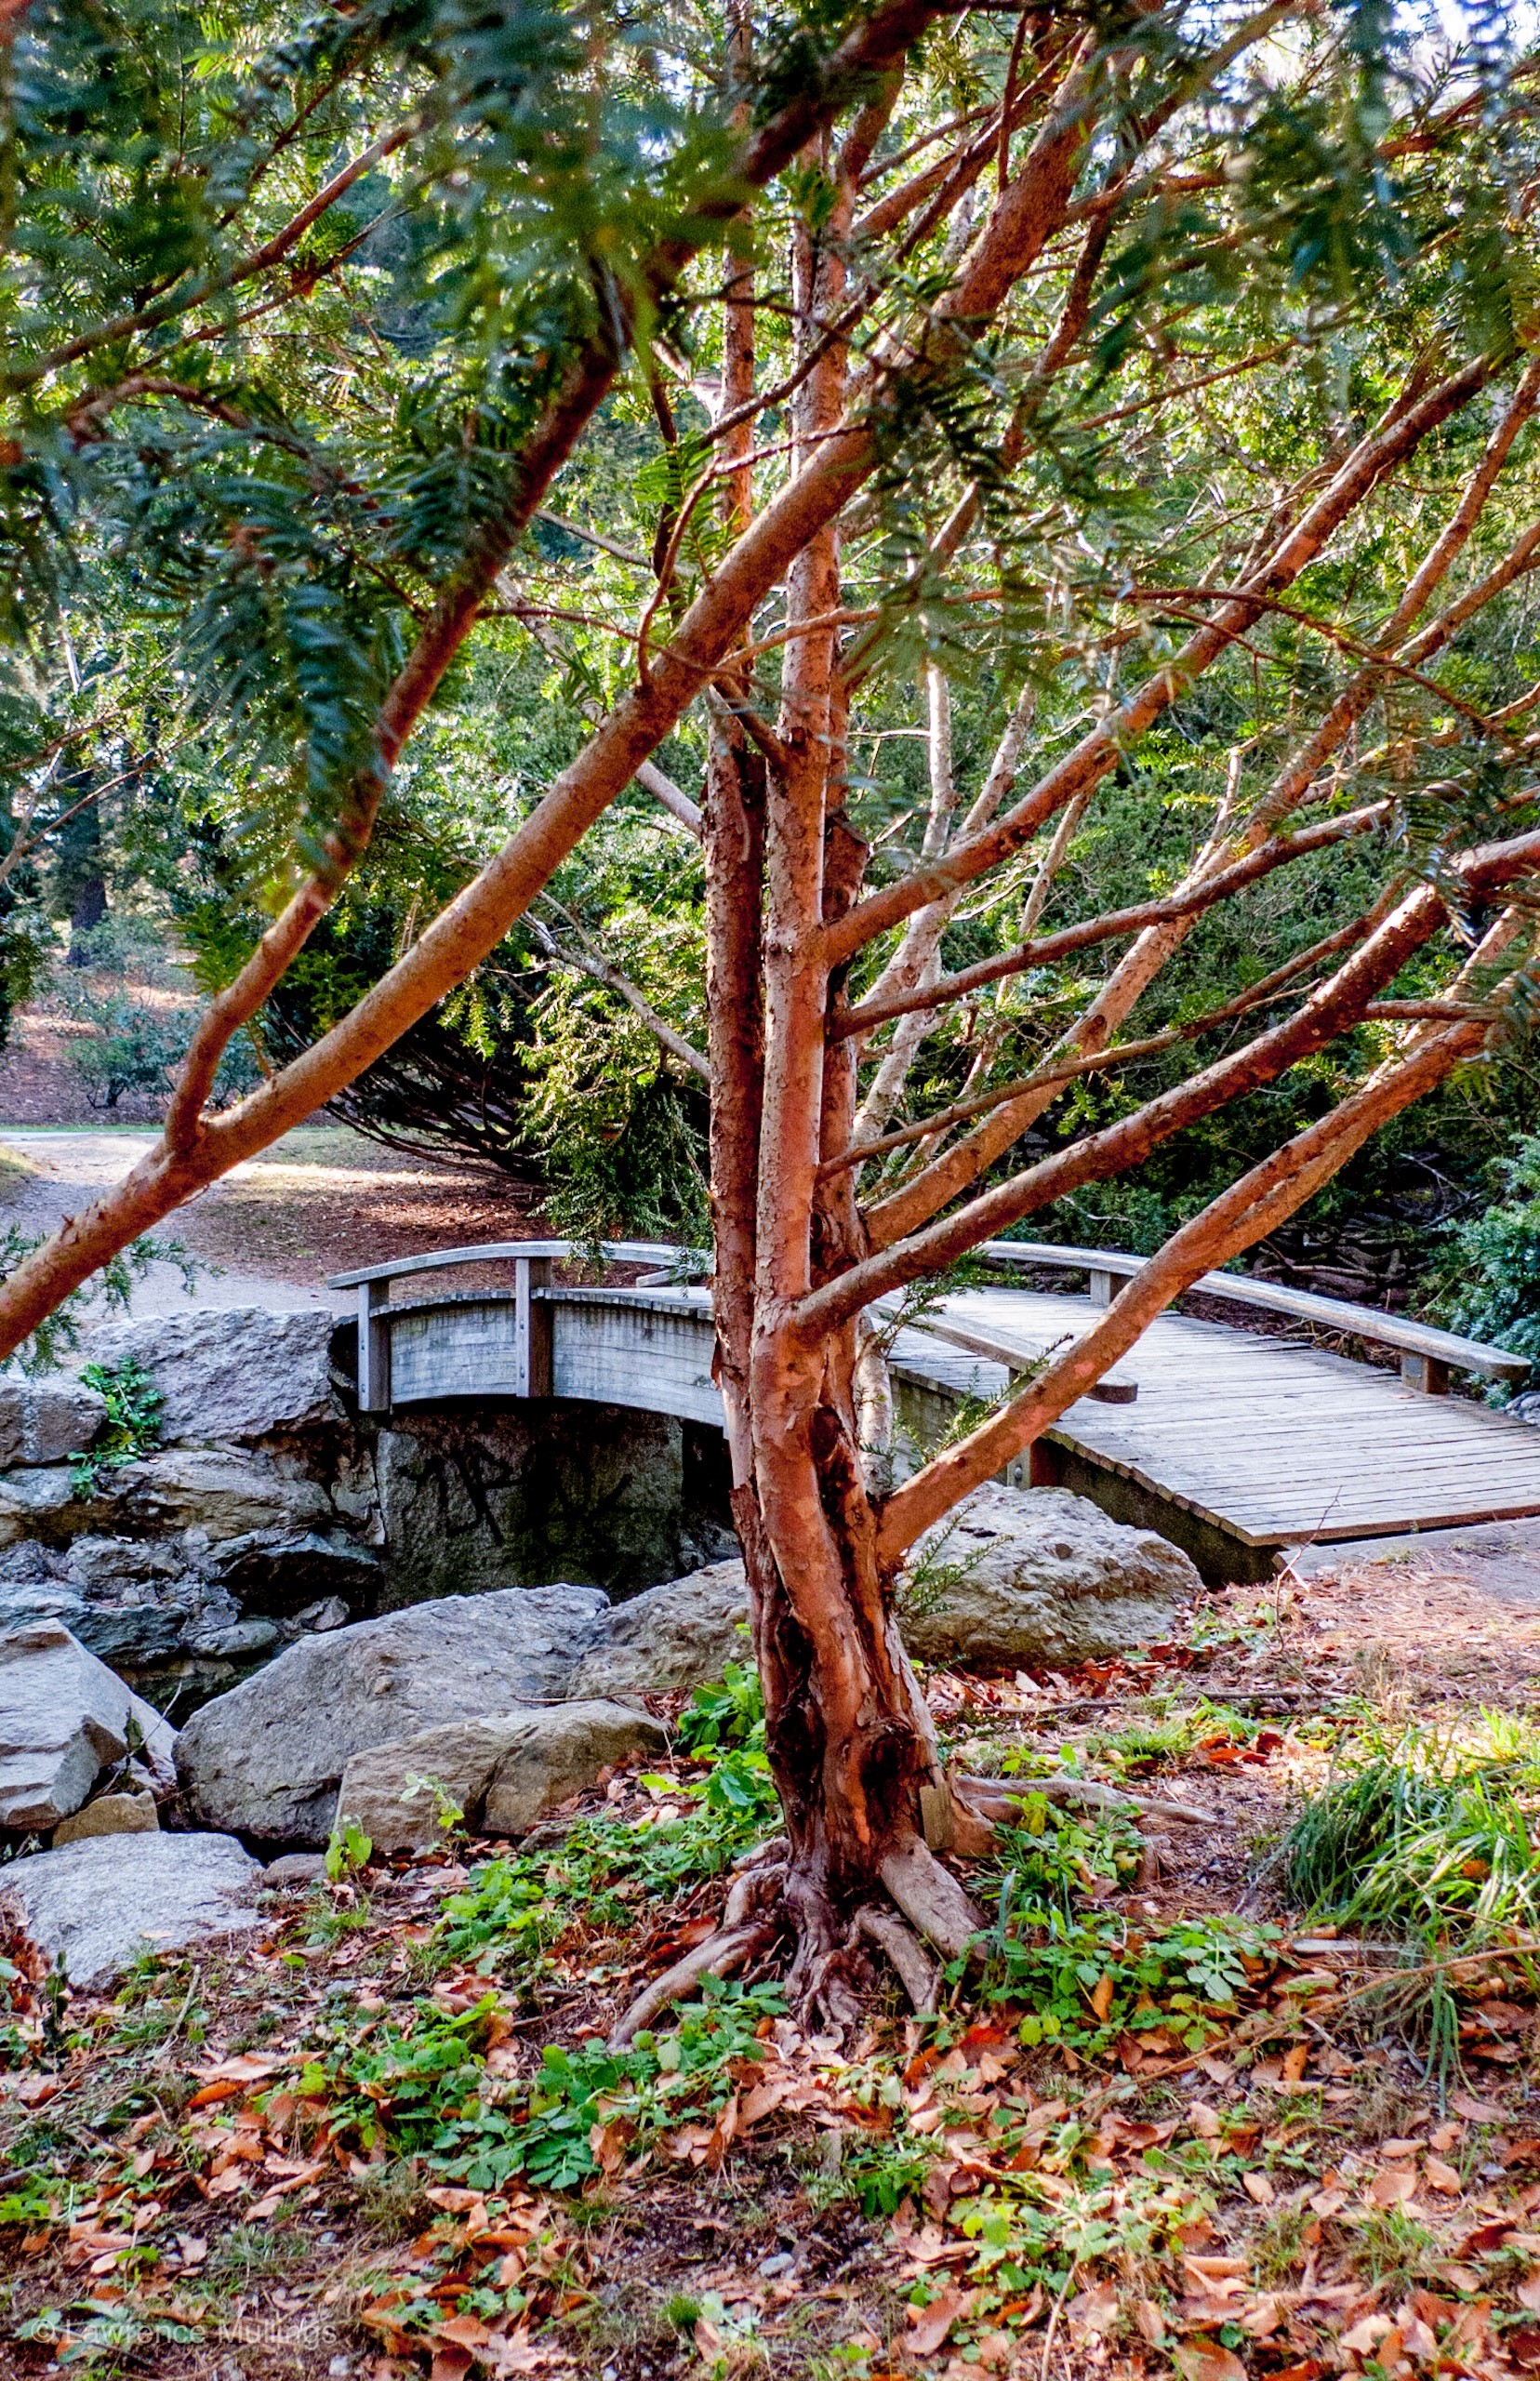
[710, 123, 976, 2022]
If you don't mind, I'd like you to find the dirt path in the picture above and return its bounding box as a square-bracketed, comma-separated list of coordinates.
[0, 1124, 541, 1318]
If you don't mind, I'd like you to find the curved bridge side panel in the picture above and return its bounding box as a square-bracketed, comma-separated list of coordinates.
[384, 1293, 725, 1428]
[389, 1299, 524, 1402]
[551, 1302, 724, 1429]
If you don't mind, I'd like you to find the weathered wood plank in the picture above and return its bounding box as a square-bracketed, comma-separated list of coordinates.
[979, 1242, 1530, 1384]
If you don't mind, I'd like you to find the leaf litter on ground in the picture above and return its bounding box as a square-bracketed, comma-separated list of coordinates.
[7, 1575, 1540, 2376]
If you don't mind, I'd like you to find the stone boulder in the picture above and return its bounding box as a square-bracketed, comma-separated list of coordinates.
[0, 1377, 106, 1469]
[0, 1830, 262, 1989]
[902, 1483, 1196, 1669]
[53, 1789, 158, 1845]
[79, 1308, 339, 1445]
[571, 1557, 752, 1702]
[106, 1448, 336, 1540]
[177, 1583, 610, 1843]
[0, 1622, 177, 1829]
[0, 1467, 80, 1546]
[337, 1700, 668, 1853]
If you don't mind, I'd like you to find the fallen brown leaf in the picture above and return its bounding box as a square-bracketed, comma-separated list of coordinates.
[1340, 2314, 1392, 2356]
[1171, 2343, 1247, 2381]
[907, 2286, 967, 2357]
[1135, 2299, 1167, 2348]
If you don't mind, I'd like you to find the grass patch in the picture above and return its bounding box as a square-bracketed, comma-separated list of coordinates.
[1282, 1716, 1540, 1944]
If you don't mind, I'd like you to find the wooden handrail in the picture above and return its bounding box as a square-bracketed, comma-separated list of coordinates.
[979, 1240, 1529, 1391]
[327, 1234, 1529, 1401]
[327, 1238, 701, 1289]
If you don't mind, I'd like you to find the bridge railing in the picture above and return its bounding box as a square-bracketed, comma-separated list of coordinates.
[977, 1240, 1528, 1395]
[327, 1233, 1528, 1411]
[328, 1240, 709, 1411]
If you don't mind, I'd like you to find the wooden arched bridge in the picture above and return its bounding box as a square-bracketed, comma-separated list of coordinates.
[329, 1239, 1540, 1583]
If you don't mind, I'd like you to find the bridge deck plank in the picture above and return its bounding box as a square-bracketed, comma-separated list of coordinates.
[931, 1288, 1540, 1542]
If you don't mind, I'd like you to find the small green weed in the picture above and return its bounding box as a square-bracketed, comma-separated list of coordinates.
[69, 1356, 163, 1492]
[1349, 2201, 1442, 2293]
[0, 2182, 54, 2227]
[325, 1815, 375, 1882]
[676, 1657, 763, 1754]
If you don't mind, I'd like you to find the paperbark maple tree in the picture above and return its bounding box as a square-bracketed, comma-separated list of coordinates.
[3, 0, 1539, 2015]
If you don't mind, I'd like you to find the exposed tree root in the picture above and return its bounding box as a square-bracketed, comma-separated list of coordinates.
[608, 1920, 780, 2050]
[855, 1905, 939, 2013]
[609, 1862, 787, 2048]
[609, 1829, 986, 2048]
[953, 1771, 1215, 1828]
[880, 1836, 985, 1962]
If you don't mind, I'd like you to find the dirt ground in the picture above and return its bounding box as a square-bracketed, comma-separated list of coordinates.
[8, 1561, 1540, 2381]
[0, 1124, 540, 1314]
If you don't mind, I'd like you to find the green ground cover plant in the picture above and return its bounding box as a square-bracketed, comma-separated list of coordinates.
[313, 1976, 784, 2196]
[69, 1357, 163, 1494]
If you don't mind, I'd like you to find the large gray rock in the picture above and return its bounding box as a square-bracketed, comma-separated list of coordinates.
[106, 1448, 335, 1539]
[0, 1467, 79, 1546]
[0, 1829, 262, 1989]
[0, 1622, 177, 1829]
[902, 1483, 1196, 1668]
[570, 1557, 752, 1701]
[0, 1377, 106, 1468]
[337, 1700, 667, 1853]
[79, 1308, 338, 1444]
[177, 1583, 611, 1843]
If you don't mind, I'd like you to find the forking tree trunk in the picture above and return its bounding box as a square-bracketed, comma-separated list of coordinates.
[701, 110, 979, 2023]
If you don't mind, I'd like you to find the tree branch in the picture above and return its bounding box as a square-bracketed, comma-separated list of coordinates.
[876, 1015, 1496, 1557]
[529, 908, 709, 1081]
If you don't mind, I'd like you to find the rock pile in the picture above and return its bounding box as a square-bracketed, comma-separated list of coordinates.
[169, 1480, 1198, 1847]
[0, 1311, 378, 1693]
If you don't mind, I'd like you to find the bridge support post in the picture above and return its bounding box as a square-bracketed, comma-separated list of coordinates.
[1401, 1351, 1451, 1395]
[358, 1281, 392, 1413]
[513, 1257, 553, 1398]
[1088, 1269, 1114, 1307]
